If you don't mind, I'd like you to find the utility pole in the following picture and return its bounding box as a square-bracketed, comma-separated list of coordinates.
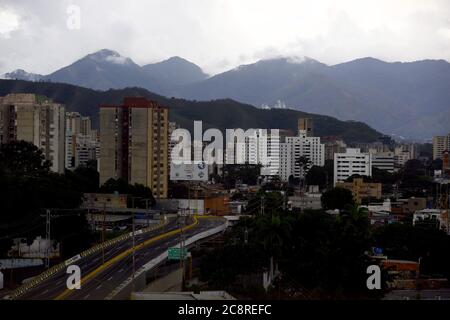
[260, 195, 265, 215]
[143, 198, 151, 227]
[132, 209, 136, 292]
[45, 209, 51, 269]
[179, 218, 185, 291]
[102, 203, 106, 264]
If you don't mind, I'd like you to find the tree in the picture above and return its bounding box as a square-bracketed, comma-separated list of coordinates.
[321, 187, 355, 210]
[305, 165, 328, 189]
[221, 164, 262, 188]
[374, 223, 450, 278]
[295, 156, 311, 189]
[0, 141, 91, 257]
[0, 140, 51, 176]
[100, 178, 155, 208]
[246, 190, 284, 215]
[255, 213, 292, 259]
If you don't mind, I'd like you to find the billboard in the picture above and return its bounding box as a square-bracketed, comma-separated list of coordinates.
[170, 162, 208, 181]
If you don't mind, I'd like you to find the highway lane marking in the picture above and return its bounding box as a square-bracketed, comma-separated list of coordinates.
[9, 219, 171, 300]
[107, 276, 113, 281]
[54, 216, 201, 300]
[83, 294, 90, 299]
[118, 268, 124, 273]
[96, 284, 102, 290]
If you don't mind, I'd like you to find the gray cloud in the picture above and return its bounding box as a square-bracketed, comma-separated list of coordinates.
[0, 0, 450, 75]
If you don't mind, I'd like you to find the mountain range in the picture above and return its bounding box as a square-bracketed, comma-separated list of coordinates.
[3, 49, 450, 140]
[0, 79, 381, 144]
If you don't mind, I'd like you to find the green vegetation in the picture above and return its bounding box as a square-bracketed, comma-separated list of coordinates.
[321, 187, 355, 210]
[214, 164, 262, 188]
[0, 141, 153, 259]
[100, 178, 155, 208]
[0, 79, 382, 144]
[199, 197, 450, 299]
[0, 141, 93, 258]
[200, 208, 377, 299]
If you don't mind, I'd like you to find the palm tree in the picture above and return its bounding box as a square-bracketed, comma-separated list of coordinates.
[295, 156, 311, 191]
[256, 214, 292, 260]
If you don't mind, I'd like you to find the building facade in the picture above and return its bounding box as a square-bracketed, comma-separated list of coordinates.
[335, 178, 381, 204]
[0, 93, 65, 173]
[433, 134, 450, 160]
[279, 129, 325, 181]
[297, 118, 314, 136]
[334, 148, 372, 185]
[99, 97, 169, 199]
[322, 136, 347, 161]
[247, 129, 280, 176]
[66, 112, 98, 169]
[372, 151, 395, 173]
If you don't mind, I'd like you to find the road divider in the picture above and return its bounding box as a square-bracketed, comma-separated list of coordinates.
[54, 216, 199, 300]
[106, 216, 228, 300]
[5, 217, 169, 300]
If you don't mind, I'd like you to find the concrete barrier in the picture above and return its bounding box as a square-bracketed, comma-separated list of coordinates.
[106, 219, 228, 300]
[5, 218, 169, 300]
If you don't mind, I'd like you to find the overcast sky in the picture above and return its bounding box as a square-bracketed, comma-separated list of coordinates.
[1, 0, 450, 76]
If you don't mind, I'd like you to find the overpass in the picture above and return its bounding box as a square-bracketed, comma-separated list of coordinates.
[5, 215, 227, 300]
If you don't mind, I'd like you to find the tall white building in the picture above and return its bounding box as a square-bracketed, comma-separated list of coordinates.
[334, 148, 372, 185]
[279, 130, 325, 181]
[246, 129, 280, 176]
[223, 129, 280, 176]
[66, 112, 98, 169]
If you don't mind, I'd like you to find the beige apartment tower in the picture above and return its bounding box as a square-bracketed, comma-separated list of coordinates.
[433, 134, 450, 160]
[298, 118, 314, 137]
[99, 97, 168, 199]
[0, 93, 65, 173]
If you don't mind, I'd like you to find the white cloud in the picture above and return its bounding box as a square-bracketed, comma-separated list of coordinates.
[0, 7, 20, 38]
[0, 0, 449, 75]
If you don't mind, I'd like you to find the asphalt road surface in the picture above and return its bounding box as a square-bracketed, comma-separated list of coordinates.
[16, 216, 225, 300]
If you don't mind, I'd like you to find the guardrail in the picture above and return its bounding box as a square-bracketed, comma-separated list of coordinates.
[5, 217, 169, 300]
[105, 217, 228, 300]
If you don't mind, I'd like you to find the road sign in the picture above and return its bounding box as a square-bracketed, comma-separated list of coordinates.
[168, 247, 188, 260]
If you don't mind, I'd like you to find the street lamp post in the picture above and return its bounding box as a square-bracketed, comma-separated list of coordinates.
[45, 209, 51, 269]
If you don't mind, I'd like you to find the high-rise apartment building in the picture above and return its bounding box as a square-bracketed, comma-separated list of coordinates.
[334, 148, 372, 185]
[0, 93, 65, 173]
[99, 97, 168, 199]
[433, 134, 450, 160]
[66, 112, 98, 169]
[246, 129, 280, 176]
[279, 129, 325, 181]
[321, 136, 347, 161]
[298, 118, 314, 137]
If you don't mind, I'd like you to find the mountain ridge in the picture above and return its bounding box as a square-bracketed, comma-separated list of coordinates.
[3, 50, 449, 139]
[0, 79, 382, 144]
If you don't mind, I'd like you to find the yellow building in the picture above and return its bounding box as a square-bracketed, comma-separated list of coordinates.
[336, 178, 382, 204]
[99, 97, 168, 199]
